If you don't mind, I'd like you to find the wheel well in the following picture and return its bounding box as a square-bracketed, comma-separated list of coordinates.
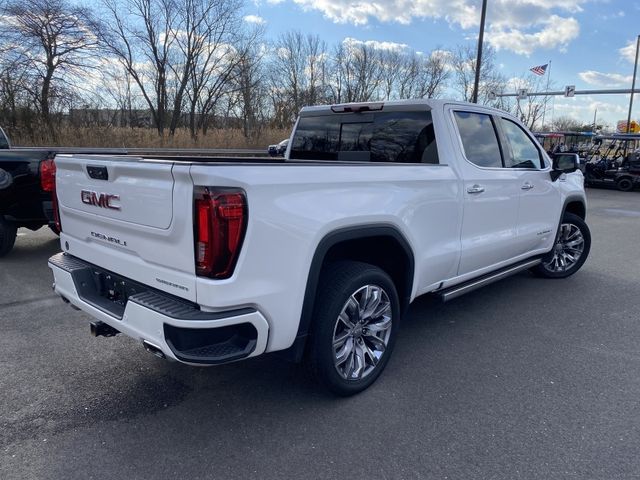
[286, 226, 414, 362]
[565, 201, 586, 220]
[322, 235, 412, 311]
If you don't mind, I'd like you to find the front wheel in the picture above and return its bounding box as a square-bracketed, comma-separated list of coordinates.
[0, 217, 17, 257]
[616, 177, 634, 192]
[531, 212, 591, 279]
[308, 261, 400, 396]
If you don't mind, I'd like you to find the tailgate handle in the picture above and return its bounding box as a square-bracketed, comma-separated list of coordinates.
[87, 165, 109, 181]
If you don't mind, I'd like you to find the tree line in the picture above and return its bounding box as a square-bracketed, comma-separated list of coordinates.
[0, 0, 570, 143]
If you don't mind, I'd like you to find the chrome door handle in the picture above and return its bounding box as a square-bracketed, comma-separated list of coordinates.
[467, 184, 485, 194]
[521, 182, 534, 190]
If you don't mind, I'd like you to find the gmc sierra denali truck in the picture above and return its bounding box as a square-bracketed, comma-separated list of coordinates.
[48, 100, 590, 395]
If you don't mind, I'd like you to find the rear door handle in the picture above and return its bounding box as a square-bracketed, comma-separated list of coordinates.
[466, 184, 485, 194]
[521, 182, 534, 190]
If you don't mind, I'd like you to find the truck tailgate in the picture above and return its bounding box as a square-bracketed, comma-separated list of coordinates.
[55, 155, 197, 301]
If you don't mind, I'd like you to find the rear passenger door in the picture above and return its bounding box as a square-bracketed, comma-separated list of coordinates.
[451, 109, 523, 275]
[497, 117, 562, 255]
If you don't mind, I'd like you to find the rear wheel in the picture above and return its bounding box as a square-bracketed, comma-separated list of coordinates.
[531, 212, 590, 279]
[308, 261, 399, 396]
[0, 217, 17, 257]
[616, 177, 634, 192]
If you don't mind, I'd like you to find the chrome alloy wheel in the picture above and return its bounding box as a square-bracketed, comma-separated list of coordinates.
[332, 285, 393, 381]
[544, 223, 585, 272]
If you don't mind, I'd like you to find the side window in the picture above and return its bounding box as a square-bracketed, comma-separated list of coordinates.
[453, 111, 502, 168]
[500, 119, 542, 169]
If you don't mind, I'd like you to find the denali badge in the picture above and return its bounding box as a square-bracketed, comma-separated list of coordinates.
[81, 190, 120, 210]
[91, 231, 127, 247]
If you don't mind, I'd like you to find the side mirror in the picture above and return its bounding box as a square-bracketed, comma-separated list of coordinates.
[551, 153, 580, 181]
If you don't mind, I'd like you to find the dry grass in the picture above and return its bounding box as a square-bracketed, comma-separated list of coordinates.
[12, 126, 291, 149]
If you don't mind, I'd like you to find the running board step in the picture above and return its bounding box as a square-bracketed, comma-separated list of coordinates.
[437, 258, 542, 302]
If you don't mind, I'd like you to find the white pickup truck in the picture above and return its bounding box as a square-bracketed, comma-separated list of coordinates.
[49, 100, 590, 395]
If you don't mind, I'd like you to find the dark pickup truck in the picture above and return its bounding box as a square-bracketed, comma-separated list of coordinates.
[0, 130, 60, 256]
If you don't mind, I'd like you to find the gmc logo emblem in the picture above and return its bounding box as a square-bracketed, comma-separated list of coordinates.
[81, 190, 121, 211]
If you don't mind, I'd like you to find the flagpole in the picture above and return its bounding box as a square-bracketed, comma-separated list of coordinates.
[541, 60, 551, 129]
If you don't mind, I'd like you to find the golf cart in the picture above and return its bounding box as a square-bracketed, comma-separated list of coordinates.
[583, 134, 640, 192]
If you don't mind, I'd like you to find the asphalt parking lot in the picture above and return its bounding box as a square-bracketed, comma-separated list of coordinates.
[1, 188, 639, 479]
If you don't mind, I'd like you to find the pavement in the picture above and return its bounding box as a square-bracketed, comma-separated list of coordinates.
[1, 188, 639, 480]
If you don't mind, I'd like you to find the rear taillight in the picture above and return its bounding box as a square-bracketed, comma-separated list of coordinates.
[40, 157, 62, 232]
[194, 188, 247, 279]
[40, 157, 56, 192]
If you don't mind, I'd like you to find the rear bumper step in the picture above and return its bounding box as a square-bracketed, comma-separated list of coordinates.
[48, 252, 269, 365]
[164, 323, 258, 364]
[437, 258, 542, 302]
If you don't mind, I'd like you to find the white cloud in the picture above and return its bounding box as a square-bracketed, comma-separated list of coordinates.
[342, 37, 409, 52]
[487, 16, 579, 56]
[553, 97, 627, 124]
[579, 70, 633, 87]
[288, 0, 585, 55]
[620, 40, 638, 64]
[600, 10, 625, 20]
[243, 14, 266, 25]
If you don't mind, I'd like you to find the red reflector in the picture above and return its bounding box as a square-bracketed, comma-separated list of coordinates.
[194, 188, 247, 279]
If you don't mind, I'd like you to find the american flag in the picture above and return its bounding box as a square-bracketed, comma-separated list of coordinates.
[530, 64, 548, 76]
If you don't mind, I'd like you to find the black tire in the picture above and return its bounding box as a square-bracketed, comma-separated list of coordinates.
[616, 177, 634, 192]
[307, 261, 400, 396]
[531, 212, 591, 279]
[0, 217, 17, 257]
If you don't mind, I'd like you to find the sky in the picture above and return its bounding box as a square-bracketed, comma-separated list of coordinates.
[242, 0, 640, 129]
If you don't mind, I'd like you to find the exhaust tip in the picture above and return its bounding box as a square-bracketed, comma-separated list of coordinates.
[90, 321, 120, 338]
[143, 341, 166, 359]
[60, 296, 80, 310]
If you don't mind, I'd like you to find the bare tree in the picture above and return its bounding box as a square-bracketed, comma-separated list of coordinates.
[269, 32, 328, 123]
[507, 73, 553, 130]
[232, 39, 267, 139]
[101, 0, 248, 137]
[452, 44, 504, 105]
[100, 0, 180, 136]
[185, 0, 244, 138]
[379, 50, 405, 100]
[551, 116, 583, 132]
[418, 50, 451, 98]
[0, 0, 102, 135]
[329, 41, 382, 103]
[397, 50, 451, 99]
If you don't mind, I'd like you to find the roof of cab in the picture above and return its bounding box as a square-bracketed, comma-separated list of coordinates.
[298, 98, 510, 117]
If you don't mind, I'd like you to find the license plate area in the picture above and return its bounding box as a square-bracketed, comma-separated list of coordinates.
[73, 267, 150, 320]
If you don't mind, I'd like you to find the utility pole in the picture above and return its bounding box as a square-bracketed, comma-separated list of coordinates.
[472, 0, 488, 104]
[626, 35, 639, 134]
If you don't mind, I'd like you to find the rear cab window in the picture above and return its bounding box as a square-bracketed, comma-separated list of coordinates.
[290, 110, 439, 164]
